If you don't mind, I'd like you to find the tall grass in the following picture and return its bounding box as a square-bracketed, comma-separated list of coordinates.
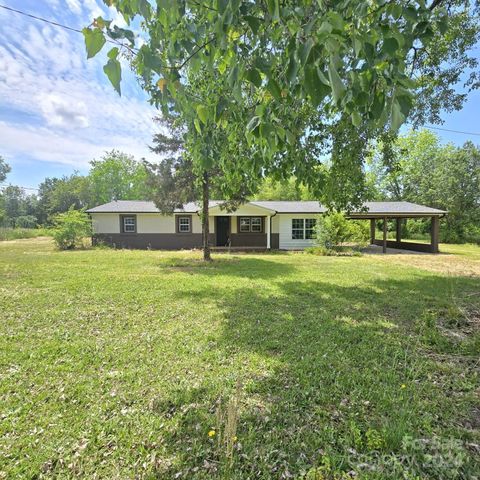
[0, 227, 52, 241]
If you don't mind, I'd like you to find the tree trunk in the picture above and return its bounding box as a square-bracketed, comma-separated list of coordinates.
[201, 170, 211, 261]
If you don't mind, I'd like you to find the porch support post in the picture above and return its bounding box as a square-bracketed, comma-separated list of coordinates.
[430, 216, 439, 253]
[266, 215, 271, 249]
[396, 218, 402, 244]
[370, 219, 376, 244]
[382, 216, 387, 253]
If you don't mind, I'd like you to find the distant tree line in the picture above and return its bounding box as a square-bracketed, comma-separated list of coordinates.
[0, 151, 155, 228]
[0, 129, 478, 244]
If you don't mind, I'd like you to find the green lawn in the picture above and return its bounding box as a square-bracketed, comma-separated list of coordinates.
[1, 239, 479, 479]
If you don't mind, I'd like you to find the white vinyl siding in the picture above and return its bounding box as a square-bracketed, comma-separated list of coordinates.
[278, 214, 318, 249]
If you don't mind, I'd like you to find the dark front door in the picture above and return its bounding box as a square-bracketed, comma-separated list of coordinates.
[215, 216, 230, 246]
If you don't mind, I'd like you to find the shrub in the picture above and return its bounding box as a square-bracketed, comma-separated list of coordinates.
[52, 209, 92, 250]
[14, 215, 38, 229]
[315, 212, 369, 249]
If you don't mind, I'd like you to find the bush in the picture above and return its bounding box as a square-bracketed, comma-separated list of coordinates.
[52, 209, 92, 250]
[14, 215, 38, 229]
[315, 212, 369, 249]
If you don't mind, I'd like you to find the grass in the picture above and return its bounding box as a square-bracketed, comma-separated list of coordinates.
[1, 238, 479, 479]
[0, 227, 51, 241]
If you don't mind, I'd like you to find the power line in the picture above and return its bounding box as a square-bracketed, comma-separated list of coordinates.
[0, 3, 137, 53]
[422, 125, 480, 137]
[0, 4, 82, 33]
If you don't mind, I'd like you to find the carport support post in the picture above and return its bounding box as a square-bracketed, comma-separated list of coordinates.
[431, 216, 439, 253]
[370, 219, 376, 244]
[382, 217, 387, 253]
[396, 218, 402, 243]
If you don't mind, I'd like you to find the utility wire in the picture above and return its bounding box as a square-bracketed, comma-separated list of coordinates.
[0, 4, 82, 33]
[422, 125, 480, 137]
[0, 3, 137, 53]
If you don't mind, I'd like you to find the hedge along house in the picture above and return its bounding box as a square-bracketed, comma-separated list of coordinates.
[86, 200, 446, 253]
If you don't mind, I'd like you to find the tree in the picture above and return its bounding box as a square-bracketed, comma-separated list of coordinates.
[368, 129, 480, 242]
[83, 0, 478, 256]
[0, 156, 10, 183]
[89, 150, 152, 204]
[252, 177, 314, 201]
[37, 174, 92, 224]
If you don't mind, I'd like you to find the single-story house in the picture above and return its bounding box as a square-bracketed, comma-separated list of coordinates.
[86, 200, 446, 253]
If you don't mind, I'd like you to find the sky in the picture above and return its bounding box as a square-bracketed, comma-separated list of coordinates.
[0, 1, 479, 192]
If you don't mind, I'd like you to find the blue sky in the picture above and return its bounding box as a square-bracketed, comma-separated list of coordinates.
[0, 0, 159, 190]
[0, 1, 479, 191]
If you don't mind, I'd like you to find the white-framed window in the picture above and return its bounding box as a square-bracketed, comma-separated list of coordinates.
[292, 218, 316, 240]
[251, 217, 262, 232]
[239, 217, 262, 233]
[239, 217, 251, 232]
[292, 219, 304, 239]
[178, 216, 191, 233]
[305, 219, 317, 239]
[123, 216, 136, 233]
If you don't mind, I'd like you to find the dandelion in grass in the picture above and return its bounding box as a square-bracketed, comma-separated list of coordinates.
[208, 430, 216, 437]
[401, 384, 406, 389]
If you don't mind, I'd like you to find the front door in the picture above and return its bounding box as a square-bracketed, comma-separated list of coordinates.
[215, 216, 230, 246]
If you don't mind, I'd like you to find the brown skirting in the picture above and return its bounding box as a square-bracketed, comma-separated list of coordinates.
[93, 233, 280, 250]
[229, 233, 279, 248]
[373, 239, 437, 253]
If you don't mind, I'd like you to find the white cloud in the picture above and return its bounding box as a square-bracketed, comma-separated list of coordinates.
[0, 2, 160, 177]
[38, 94, 89, 128]
[0, 121, 153, 168]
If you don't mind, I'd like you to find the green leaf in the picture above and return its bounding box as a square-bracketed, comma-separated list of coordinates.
[286, 56, 299, 85]
[328, 58, 345, 103]
[137, 0, 151, 20]
[300, 38, 314, 66]
[244, 15, 262, 35]
[383, 37, 399, 56]
[267, 78, 282, 101]
[194, 118, 202, 134]
[304, 66, 329, 106]
[107, 47, 119, 60]
[246, 115, 261, 133]
[266, 0, 280, 22]
[196, 105, 209, 125]
[391, 99, 405, 131]
[103, 58, 121, 95]
[353, 37, 362, 58]
[245, 68, 262, 88]
[390, 4, 402, 19]
[82, 28, 106, 59]
[351, 111, 361, 127]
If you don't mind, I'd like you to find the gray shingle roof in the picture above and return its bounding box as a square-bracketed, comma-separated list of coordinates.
[87, 200, 446, 215]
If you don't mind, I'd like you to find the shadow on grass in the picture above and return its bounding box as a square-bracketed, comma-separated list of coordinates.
[158, 269, 480, 478]
[157, 255, 297, 280]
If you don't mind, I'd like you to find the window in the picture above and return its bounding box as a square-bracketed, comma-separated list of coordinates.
[178, 216, 191, 233]
[292, 218, 316, 240]
[305, 219, 317, 239]
[123, 216, 136, 233]
[251, 217, 262, 232]
[239, 217, 251, 232]
[292, 219, 304, 239]
[239, 217, 262, 233]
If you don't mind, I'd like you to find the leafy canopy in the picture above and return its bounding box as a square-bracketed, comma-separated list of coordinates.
[83, 0, 451, 149]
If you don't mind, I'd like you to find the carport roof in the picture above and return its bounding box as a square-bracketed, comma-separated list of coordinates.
[86, 200, 446, 216]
